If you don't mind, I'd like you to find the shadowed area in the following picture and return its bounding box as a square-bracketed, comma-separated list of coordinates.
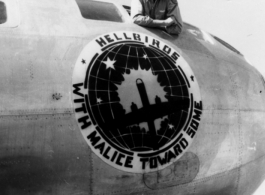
[0, 155, 91, 195]
[0, 156, 57, 194]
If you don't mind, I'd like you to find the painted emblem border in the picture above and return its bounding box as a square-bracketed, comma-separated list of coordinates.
[72, 31, 203, 173]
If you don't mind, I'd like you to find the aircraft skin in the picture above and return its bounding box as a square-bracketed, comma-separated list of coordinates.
[0, 0, 265, 195]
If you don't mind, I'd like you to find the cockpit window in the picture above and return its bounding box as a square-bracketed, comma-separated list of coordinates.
[0, 1, 7, 24]
[76, 0, 123, 23]
[212, 35, 243, 56]
[122, 5, 131, 15]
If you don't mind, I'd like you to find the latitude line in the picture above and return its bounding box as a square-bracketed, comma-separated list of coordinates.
[89, 75, 122, 85]
[95, 126, 133, 155]
[137, 133, 183, 158]
[101, 41, 144, 51]
[91, 101, 120, 107]
[106, 49, 166, 59]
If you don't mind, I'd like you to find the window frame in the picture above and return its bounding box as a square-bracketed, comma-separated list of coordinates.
[75, 0, 130, 23]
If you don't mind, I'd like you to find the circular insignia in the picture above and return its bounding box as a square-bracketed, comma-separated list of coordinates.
[72, 31, 203, 173]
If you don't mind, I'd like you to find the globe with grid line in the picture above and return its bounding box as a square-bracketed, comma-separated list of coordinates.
[85, 42, 190, 152]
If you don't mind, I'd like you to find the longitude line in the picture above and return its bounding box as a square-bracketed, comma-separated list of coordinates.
[148, 48, 173, 95]
[108, 44, 126, 120]
[109, 130, 125, 148]
[166, 111, 184, 145]
[129, 126, 135, 148]
[95, 45, 121, 123]
[142, 47, 153, 72]
[158, 117, 170, 144]
[125, 46, 131, 71]
[163, 55, 184, 96]
[117, 128, 130, 149]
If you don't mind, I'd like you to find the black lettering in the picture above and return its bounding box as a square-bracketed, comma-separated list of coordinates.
[104, 35, 114, 43]
[114, 33, 122, 40]
[152, 39, 160, 48]
[103, 146, 111, 159]
[75, 103, 87, 114]
[195, 101, 203, 110]
[73, 83, 84, 97]
[78, 116, 91, 129]
[111, 151, 118, 162]
[150, 157, 158, 169]
[180, 138, 188, 149]
[187, 127, 196, 138]
[145, 36, 148, 43]
[171, 52, 180, 61]
[95, 142, 105, 154]
[163, 45, 171, 54]
[96, 37, 107, 47]
[116, 153, 125, 166]
[87, 131, 101, 146]
[124, 33, 132, 40]
[125, 156, 133, 168]
[157, 153, 167, 166]
[140, 158, 149, 170]
[173, 144, 182, 156]
[133, 33, 141, 41]
[74, 98, 84, 103]
[190, 119, 199, 131]
[167, 150, 176, 163]
[193, 109, 202, 121]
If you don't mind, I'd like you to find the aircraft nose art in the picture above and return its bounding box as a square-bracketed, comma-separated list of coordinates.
[72, 31, 203, 173]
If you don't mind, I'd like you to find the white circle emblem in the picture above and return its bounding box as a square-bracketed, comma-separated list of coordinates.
[72, 31, 202, 173]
